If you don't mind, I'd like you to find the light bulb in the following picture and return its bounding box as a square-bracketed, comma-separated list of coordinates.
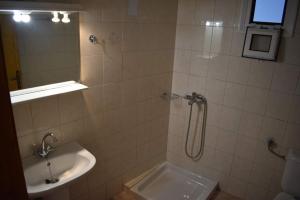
[13, 12, 22, 22]
[62, 13, 70, 23]
[21, 14, 31, 23]
[52, 11, 60, 23]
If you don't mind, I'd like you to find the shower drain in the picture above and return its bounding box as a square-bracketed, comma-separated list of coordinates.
[45, 178, 59, 184]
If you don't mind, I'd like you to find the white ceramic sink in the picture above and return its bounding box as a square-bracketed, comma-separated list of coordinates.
[23, 142, 96, 198]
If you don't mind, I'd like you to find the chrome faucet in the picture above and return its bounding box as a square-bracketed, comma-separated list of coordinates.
[36, 132, 58, 158]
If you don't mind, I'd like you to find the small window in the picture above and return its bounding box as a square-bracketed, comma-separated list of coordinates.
[250, 0, 287, 25]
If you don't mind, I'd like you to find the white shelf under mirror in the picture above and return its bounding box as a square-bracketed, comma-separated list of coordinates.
[10, 81, 88, 104]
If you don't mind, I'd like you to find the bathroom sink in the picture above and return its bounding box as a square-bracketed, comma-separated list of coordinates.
[22, 142, 96, 198]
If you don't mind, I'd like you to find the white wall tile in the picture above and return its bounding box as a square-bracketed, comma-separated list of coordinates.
[190, 51, 210, 76]
[172, 72, 189, 94]
[227, 57, 251, 84]
[214, 150, 233, 174]
[31, 96, 60, 131]
[211, 27, 233, 55]
[175, 25, 193, 49]
[103, 54, 122, 84]
[59, 92, 84, 124]
[248, 61, 275, 89]
[214, 0, 239, 27]
[122, 52, 140, 80]
[194, 0, 215, 25]
[243, 86, 268, 115]
[174, 49, 191, 73]
[205, 78, 226, 104]
[13, 103, 33, 136]
[229, 29, 244, 56]
[266, 92, 293, 121]
[239, 112, 263, 139]
[191, 26, 212, 52]
[177, 0, 196, 25]
[219, 106, 242, 132]
[271, 64, 300, 93]
[188, 75, 206, 94]
[224, 82, 247, 109]
[206, 103, 222, 126]
[230, 156, 253, 182]
[81, 55, 102, 87]
[216, 129, 237, 154]
[235, 135, 257, 162]
[280, 35, 300, 66]
[208, 54, 229, 81]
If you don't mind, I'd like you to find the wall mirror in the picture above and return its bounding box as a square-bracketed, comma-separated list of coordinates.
[0, 12, 80, 92]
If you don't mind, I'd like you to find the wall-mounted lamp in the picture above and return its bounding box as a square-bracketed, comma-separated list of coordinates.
[12, 12, 22, 22]
[13, 11, 31, 23]
[61, 12, 70, 23]
[22, 14, 30, 23]
[1, 1, 80, 25]
[52, 11, 60, 23]
[12, 10, 71, 24]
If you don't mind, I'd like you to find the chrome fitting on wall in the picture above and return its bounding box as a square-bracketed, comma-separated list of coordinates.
[267, 138, 286, 160]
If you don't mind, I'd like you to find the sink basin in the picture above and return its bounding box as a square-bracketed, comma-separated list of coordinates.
[22, 142, 96, 198]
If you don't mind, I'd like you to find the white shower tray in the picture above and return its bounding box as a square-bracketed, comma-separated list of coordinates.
[127, 162, 218, 200]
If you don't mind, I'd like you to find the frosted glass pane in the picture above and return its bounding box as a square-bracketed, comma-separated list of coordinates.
[253, 0, 286, 24]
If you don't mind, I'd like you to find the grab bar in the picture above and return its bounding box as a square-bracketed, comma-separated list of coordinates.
[267, 138, 286, 160]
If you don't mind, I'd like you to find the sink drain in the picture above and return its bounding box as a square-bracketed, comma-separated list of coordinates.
[45, 178, 59, 184]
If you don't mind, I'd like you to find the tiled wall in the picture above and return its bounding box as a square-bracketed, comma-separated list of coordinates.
[167, 0, 300, 200]
[12, 0, 300, 199]
[13, 0, 177, 199]
[16, 14, 80, 88]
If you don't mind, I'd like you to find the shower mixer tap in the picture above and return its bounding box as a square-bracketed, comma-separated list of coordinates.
[184, 92, 207, 105]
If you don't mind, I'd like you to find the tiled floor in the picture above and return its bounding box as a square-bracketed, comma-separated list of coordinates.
[113, 190, 241, 200]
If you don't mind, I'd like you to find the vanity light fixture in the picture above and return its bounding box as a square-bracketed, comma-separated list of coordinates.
[51, 11, 60, 23]
[13, 11, 31, 23]
[12, 12, 22, 22]
[61, 12, 70, 23]
[21, 14, 30, 23]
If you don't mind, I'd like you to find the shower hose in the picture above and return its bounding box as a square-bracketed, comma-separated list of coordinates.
[184, 98, 207, 161]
